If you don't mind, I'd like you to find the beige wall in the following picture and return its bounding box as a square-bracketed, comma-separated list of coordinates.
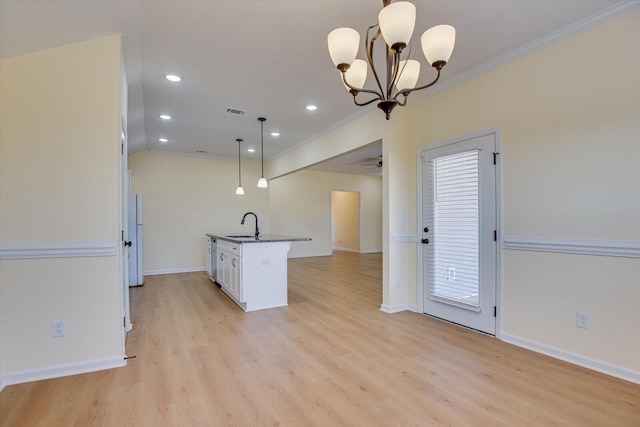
[0, 36, 125, 378]
[269, 170, 382, 257]
[265, 11, 640, 373]
[332, 191, 361, 252]
[128, 151, 270, 273]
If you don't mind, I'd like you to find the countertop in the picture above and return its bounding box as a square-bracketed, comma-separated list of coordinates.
[206, 233, 311, 244]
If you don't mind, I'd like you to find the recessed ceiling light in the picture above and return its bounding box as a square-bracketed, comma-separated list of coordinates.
[158, 138, 168, 143]
[159, 114, 171, 120]
[247, 148, 256, 153]
[306, 105, 317, 111]
[165, 74, 182, 82]
[270, 132, 280, 137]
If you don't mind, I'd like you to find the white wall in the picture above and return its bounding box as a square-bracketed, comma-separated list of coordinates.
[269, 170, 382, 257]
[0, 36, 126, 385]
[128, 151, 270, 273]
[332, 191, 360, 252]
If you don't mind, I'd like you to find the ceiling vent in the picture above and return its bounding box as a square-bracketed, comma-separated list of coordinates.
[196, 150, 208, 154]
[226, 107, 246, 115]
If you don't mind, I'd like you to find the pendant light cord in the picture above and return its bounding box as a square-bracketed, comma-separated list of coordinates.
[237, 138, 242, 186]
[258, 117, 266, 178]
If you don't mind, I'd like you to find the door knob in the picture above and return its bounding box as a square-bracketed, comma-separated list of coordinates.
[423, 227, 429, 233]
[421, 238, 429, 244]
[124, 241, 132, 247]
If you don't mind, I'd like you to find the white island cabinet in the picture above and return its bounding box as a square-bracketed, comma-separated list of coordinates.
[206, 234, 310, 312]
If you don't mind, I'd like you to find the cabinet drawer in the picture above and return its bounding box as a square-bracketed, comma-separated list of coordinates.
[217, 239, 242, 256]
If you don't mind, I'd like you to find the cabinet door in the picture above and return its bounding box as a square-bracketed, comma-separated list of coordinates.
[231, 256, 243, 302]
[206, 238, 212, 277]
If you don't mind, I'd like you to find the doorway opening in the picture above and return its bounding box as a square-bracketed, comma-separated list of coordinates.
[331, 191, 361, 253]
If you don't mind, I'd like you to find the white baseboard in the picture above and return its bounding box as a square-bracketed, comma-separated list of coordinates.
[360, 249, 383, 254]
[288, 252, 332, 259]
[332, 247, 359, 253]
[0, 356, 126, 392]
[380, 304, 418, 314]
[143, 267, 206, 276]
[501, 333, 640, 385]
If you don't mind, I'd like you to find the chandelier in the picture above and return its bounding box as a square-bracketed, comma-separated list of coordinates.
[327, 0, 456, 120]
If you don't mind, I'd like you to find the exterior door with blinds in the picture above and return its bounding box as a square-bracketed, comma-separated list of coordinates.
[421, 133, 497, 335]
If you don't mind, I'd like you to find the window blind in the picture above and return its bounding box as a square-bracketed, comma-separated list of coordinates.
[426, 149, 480, 309]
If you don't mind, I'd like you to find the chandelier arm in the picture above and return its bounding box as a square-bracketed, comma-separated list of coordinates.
[352, 94, 381, 107]
[341, 72, 383, 100]
[366, 25, 386, 98]
[393, 68, 442, 100]
[388, 50, 402, 99]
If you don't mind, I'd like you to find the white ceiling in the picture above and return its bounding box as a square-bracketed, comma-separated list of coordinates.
[1, 0, 635, 175]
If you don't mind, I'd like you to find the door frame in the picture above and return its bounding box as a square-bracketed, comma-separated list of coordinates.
[416, 127, 504, 338]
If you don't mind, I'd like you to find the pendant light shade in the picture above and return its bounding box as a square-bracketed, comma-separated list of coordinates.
[378, 1, 416, 51]
[421, 24, 456, 66]
[327, 27, 360, 68]
[235, 138, 244, 195]
[257, 117, 268, 188]
[396, 59, 420, 92]
[342, 59, 368, 91]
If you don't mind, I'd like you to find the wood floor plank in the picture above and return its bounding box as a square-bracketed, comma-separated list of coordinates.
[1, 251, 638, 426]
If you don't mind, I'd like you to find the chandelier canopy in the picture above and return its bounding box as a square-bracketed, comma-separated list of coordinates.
[327, 0, 456, 120]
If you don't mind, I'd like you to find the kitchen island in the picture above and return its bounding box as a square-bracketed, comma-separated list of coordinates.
[206, 233, 310, 312]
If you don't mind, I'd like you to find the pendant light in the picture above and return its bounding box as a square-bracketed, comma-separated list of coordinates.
[257, 117, 268, 188]
[235, 138, 244, 195]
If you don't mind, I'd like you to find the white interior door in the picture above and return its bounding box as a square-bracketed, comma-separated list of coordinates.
[421, 133, 497, 335]
[120, 116, 131, 336]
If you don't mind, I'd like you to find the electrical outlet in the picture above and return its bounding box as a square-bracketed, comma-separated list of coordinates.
[577, 312, 590, 329]
[52, 320, 66, 337]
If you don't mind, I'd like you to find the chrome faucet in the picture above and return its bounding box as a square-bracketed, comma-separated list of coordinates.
[241, 212, 259, 240]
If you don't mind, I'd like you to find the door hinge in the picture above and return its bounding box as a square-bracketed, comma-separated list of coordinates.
[493, 152, 498, 164]
[494, 306, 497, 317]
[121, 230, 124, 242]
[494, 230, 497, 241]
[123, 316, 126, 328]
[121, 143, 124, 155]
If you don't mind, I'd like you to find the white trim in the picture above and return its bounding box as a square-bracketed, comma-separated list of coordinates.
[332, 247, 359, 253]
[391, 234, 418, 243]
[380, 304, 418, 314]
[501, 333, 640, 385]
[143, 266, 206, 276]
[360, 249, 383, 254]
[0, 356, 126, 391]
[0, 241, 118, 260]
[289, 252, 333, 259]
[503, 236, 640, 258]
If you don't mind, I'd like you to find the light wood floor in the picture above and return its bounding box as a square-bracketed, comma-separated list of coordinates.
[1, 251, 638, 426]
